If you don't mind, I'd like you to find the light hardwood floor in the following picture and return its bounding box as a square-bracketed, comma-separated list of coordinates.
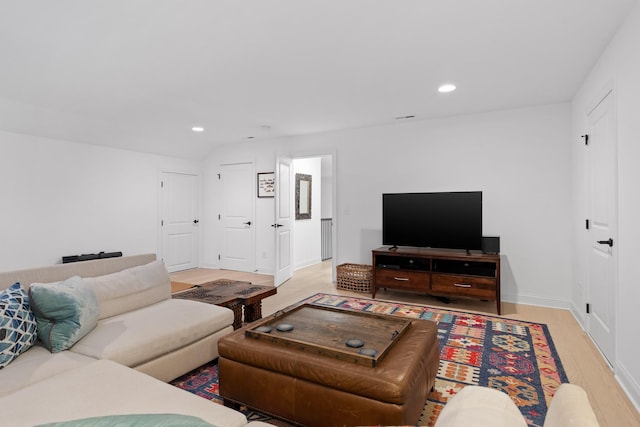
[170, 261, 640, 427]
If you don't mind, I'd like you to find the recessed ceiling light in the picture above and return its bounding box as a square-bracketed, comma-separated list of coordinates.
[438, 84, 457, 93]
[191, 126, 204, 132]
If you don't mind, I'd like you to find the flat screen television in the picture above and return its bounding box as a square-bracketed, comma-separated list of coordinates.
[382, 191, 482, 251]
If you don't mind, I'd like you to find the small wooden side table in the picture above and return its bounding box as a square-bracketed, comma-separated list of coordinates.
[173, 280, 277, 330]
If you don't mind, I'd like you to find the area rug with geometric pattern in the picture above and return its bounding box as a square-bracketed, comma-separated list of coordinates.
[171, 293, 569, 426]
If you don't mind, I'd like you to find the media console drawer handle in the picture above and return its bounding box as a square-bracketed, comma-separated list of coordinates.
[454, 283, 472, 288]
[393, 277, 410, 281]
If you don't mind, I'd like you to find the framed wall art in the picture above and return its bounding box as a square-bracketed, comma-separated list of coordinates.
[257, 172, 275, 198]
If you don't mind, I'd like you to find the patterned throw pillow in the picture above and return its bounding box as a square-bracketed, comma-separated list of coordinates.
[0, 282, 38, 368]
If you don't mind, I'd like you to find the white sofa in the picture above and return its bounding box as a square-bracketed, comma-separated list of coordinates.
[0, 254, 264, 427]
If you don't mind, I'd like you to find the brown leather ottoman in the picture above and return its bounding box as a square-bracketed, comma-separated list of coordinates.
[218, 311, 439, 427]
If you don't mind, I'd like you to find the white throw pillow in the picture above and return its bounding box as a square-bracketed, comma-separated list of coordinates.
[82, 260, 171, 320]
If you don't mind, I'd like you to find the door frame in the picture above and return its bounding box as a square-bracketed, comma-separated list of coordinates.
[288, 149, 338, 282]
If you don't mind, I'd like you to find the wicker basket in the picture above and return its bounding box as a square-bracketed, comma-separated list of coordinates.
[336, 263, 372, 293]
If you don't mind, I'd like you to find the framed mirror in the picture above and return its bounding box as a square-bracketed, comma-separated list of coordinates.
[295, 173, 312, 220]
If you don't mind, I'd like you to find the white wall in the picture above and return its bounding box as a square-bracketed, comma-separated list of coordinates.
[292, 157, 322, 270]
[204, 103, 573, 308]
[0, 131, 201, 271]
[571, 0, 640, 410]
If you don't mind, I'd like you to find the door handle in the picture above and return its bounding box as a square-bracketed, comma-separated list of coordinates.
[243, 221, 252, 226]
[193, 219, 199, 224]
[271, 224, 283, 228]
[597, 238, 614, 247]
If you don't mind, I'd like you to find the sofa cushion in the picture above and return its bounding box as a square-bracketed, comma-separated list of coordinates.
[82, 260, 170, 320]
[0, 359, 248, 427]
[70, 299, 233, 368]
[29, 276, 100, 353]
[0, 345, 95, 396]
[0, 282, 38, 368]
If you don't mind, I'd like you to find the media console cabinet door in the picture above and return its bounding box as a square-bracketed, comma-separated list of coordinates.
[431, 274, 496, 299]
[375, 269, 430, 292]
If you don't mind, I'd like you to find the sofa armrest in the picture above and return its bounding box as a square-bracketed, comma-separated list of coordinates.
[434, 386, 527, 427]
[543, 383, 600, 427]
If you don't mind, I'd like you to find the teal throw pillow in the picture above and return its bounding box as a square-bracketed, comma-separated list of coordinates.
[35, 413, 216, 426]
[29, 276, 99, 353]
[0, 282, 38, 368]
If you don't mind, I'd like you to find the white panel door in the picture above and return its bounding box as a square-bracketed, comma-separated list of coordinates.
[220, 163, 255, 272]
[161, 172, 199, 273]
[274, 157, 292, 286]
[586, 90, 617, 366]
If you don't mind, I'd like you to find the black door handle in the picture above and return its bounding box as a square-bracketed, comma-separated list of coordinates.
[193, 219, 199, 224]
[271, 224, 283, 228]
[243, 221, 252, 226]
[597, 238, 614, 247]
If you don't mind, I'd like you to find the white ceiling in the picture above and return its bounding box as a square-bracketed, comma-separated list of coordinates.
[0, 0, 636, 159]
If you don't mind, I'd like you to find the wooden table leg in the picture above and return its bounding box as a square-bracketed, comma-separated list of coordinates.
[244, 302, 263, 323]
[227, 301, 243, 330]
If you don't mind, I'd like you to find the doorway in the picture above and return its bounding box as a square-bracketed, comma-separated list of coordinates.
[274, 154, 335, 284]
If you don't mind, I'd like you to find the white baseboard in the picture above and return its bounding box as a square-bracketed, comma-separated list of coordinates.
[294, 257, 322, 271]
[198, 263, 219, 270]
[501, 292, 571, 310]
[567, 302, 640, 414]
[616, 362, 640, 415]
[569, 301, 587, 329]
[197, 262, 274, 275]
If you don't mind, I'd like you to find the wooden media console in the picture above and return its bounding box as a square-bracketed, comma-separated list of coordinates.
[372, 246, 502, 315]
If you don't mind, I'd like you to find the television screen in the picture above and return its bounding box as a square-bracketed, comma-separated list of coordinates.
[382, 191, 482, 250]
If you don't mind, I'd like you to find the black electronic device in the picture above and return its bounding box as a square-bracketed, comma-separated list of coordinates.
[62, 251, 123, 264]
[382, 191, 483, 251]
[482, 236, 500, 254]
